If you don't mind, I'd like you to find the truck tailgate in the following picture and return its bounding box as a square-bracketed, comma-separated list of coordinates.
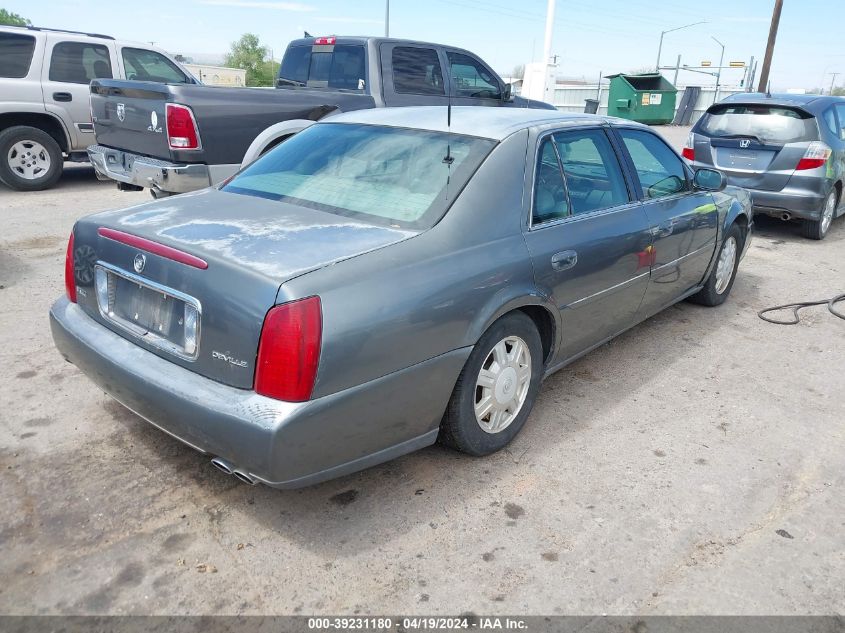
[90, 80, 175, 161]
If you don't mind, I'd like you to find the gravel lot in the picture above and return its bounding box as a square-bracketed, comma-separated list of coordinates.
[1, 129, 843, 615]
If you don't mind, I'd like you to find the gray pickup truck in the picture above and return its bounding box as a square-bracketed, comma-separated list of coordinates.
[88, 36, 555, 197]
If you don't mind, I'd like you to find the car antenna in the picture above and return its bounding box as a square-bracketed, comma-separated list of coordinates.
[766, 80, 772, 98]
[443, 79, 454, 166]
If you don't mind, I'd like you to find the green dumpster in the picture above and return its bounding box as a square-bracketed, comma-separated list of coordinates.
[605, 73, 677, 124]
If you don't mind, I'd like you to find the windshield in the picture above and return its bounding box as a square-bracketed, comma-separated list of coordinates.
[278, 45, 366, 91]
[222, 123, 496, 229]
[698, 104, 818, 144]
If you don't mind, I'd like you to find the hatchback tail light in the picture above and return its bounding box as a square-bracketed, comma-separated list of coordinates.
[681, 132, 695, 161]
[166, 103, 201, 150]
[255, 296, 322, 402]
[795, 141, 832, 170]
[65, 231, 77, 303]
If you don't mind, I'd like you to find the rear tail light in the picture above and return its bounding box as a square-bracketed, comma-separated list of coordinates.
[681, 132, 695, 161]
[165, 103, 201, 150]
[796, 141, 831, 170]
[65, 231, 77, 303]
[255, 296, 322, 402]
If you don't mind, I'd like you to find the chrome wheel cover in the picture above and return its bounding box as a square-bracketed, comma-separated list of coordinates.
[715, 235, 737, 295]
[8, 140, 51, 181]
[474, 335, 532, 434]
[821, 193, 835, 235]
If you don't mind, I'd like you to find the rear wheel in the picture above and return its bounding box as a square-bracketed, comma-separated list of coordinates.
[0, 126, 63, 191]
[689, 222, 742, 307]
[439, 312, 543, 456]
[802, 190, 837, 240]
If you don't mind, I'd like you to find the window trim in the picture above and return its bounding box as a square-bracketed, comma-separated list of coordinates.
[611, 125, 694, 203]
[528, 126, 636, 231]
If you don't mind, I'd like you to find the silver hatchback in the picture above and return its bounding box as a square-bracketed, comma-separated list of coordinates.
[684, 93, 845, 239]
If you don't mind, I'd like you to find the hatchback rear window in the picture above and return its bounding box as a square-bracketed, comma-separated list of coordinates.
[223, 123, 495, 229]
[278, 44, 366, 91]
[0, 32, 36, 78]
[698, 104, 818, 144]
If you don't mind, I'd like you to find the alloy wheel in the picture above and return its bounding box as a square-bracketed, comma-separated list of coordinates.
[474, 335, 532, 434]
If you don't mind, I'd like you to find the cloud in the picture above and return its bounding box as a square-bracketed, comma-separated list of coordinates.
[197, 0, 315, 11]
[313, 16, 383, 24]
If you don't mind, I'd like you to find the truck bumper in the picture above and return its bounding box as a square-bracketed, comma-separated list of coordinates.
[50, 297, 467, 489]
[87, 144, 211, 194]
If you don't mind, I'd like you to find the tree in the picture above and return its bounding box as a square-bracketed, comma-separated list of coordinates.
[224, 33, 277, 87]
[0, 9, 31, 26]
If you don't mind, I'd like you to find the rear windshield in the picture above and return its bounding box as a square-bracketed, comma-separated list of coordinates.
[278, 44, 366, 91]
[698, 104, 818, 144]
[0, 32, 36, 78]
[222, 123, 495, 230]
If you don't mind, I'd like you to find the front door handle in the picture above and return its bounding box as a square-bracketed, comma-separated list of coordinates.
[551, 250, 578, 271]
[53, 92, 73, 102]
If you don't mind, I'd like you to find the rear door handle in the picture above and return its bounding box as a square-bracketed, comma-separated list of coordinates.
[53, 92, 73, 102]
[551, 250, 578, 271]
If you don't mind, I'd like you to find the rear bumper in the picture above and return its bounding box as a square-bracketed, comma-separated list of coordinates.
[87, 144, 210, 194]
[50, 297, 468, 488]
[747, 188, 826, 220]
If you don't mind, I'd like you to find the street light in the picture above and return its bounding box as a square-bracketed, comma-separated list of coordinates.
[656, 21, 707, 72]
[712, 36, 725, 102]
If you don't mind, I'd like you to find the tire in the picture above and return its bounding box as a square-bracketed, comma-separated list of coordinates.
[0, 126, 63, 191]
[439, 312, 543, 456]
[801, 190, 837, 240]
[688, 222, 743, 307]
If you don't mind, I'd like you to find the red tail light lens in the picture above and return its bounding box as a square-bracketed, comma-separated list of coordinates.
[314, 36, 336, 45]
[166, 103, 201, 150]
[65, 231, 77, 302]
[796, 141, 832, 170]
[681, 147, 695, 161]
[255, 296, 322, 402]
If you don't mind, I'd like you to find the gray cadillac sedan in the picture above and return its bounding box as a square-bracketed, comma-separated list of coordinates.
[50, 107, 752, 489]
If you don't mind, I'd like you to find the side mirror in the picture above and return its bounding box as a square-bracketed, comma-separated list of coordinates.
[693, 168, 726, 192]
[502, 82, 513, 102]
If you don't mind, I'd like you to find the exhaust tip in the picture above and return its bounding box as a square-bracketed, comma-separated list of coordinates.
[210, 457, 234, 475]
[233, 470, 257, 486]
[781, 212, 792, 221]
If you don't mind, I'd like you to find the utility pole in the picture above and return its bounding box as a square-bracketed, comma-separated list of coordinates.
[542, 0, 556, 101]
[673, 54, 681, 86]
[385, 0, 389, 37]
[830, 72, 840, 95]
[757, 0, 783, 93]
[712, 36, 725, 103]
[656, 21, 706, 72]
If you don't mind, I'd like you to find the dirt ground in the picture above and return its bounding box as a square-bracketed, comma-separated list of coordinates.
[1, 130, 843, 615]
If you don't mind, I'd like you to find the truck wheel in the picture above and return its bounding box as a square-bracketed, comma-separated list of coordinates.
[0, 126, 64, 191]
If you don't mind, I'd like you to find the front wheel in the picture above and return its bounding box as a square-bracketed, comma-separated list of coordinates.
[0, 126, 63, 191]
[802, 190, 837, 240]
[439, 312, 543, 456]
[688, 223, 742, 307]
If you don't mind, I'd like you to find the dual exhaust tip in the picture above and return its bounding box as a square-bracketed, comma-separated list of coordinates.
[211, 457, 257, 485]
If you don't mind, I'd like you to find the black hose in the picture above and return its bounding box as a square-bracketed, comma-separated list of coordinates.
[758, 293, 845, 325]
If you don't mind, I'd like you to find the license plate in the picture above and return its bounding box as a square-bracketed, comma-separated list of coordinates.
[113, 274, 182, 337]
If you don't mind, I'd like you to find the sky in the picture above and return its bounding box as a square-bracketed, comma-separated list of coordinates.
[5, 0, 844, 91]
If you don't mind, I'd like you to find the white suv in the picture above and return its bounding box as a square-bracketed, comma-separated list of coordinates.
[0, 25, 197, 191]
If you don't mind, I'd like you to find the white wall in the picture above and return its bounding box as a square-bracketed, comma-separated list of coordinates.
[552, 85, 746, 125]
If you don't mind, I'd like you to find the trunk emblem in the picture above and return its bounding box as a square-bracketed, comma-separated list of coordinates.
[739, 139, 751, 148]
[133, 253, 146, 273]
[148, 111, 162, 134]
[116, 103, 126, 122]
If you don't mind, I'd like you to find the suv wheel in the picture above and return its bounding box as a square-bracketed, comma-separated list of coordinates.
[0, 126, 64, 191]
[802, 190, 837, 240]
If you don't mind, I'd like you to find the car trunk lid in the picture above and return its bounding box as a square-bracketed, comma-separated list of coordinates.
[72, 188, 417, 389]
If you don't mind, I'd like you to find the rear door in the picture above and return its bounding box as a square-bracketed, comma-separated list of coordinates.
[379, 42, 449, 107]
[522, 126, 653, 362]
[693, 103, 819, 191]
[615, 126, 718, 316]
[41, 34, 117, 150]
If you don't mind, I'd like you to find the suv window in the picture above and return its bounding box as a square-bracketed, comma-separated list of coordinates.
[447, 51, 500, 99]
[0, 32, 36, 78]
[49, 41, 112, 84]
[698, 104, 818, 144]
[552, 129, 628, 215]
[392, 47, 444, 96]
[533, 138, 569, 224]
[279, 45, 366, 90]
[122, 48, 188, 83]
[618, 128, 689, 199]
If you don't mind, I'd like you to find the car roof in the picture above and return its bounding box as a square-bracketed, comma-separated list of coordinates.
[321, 106, 636, 140]
[720, 92, 844, 110]
[288, 36, 469, 49]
